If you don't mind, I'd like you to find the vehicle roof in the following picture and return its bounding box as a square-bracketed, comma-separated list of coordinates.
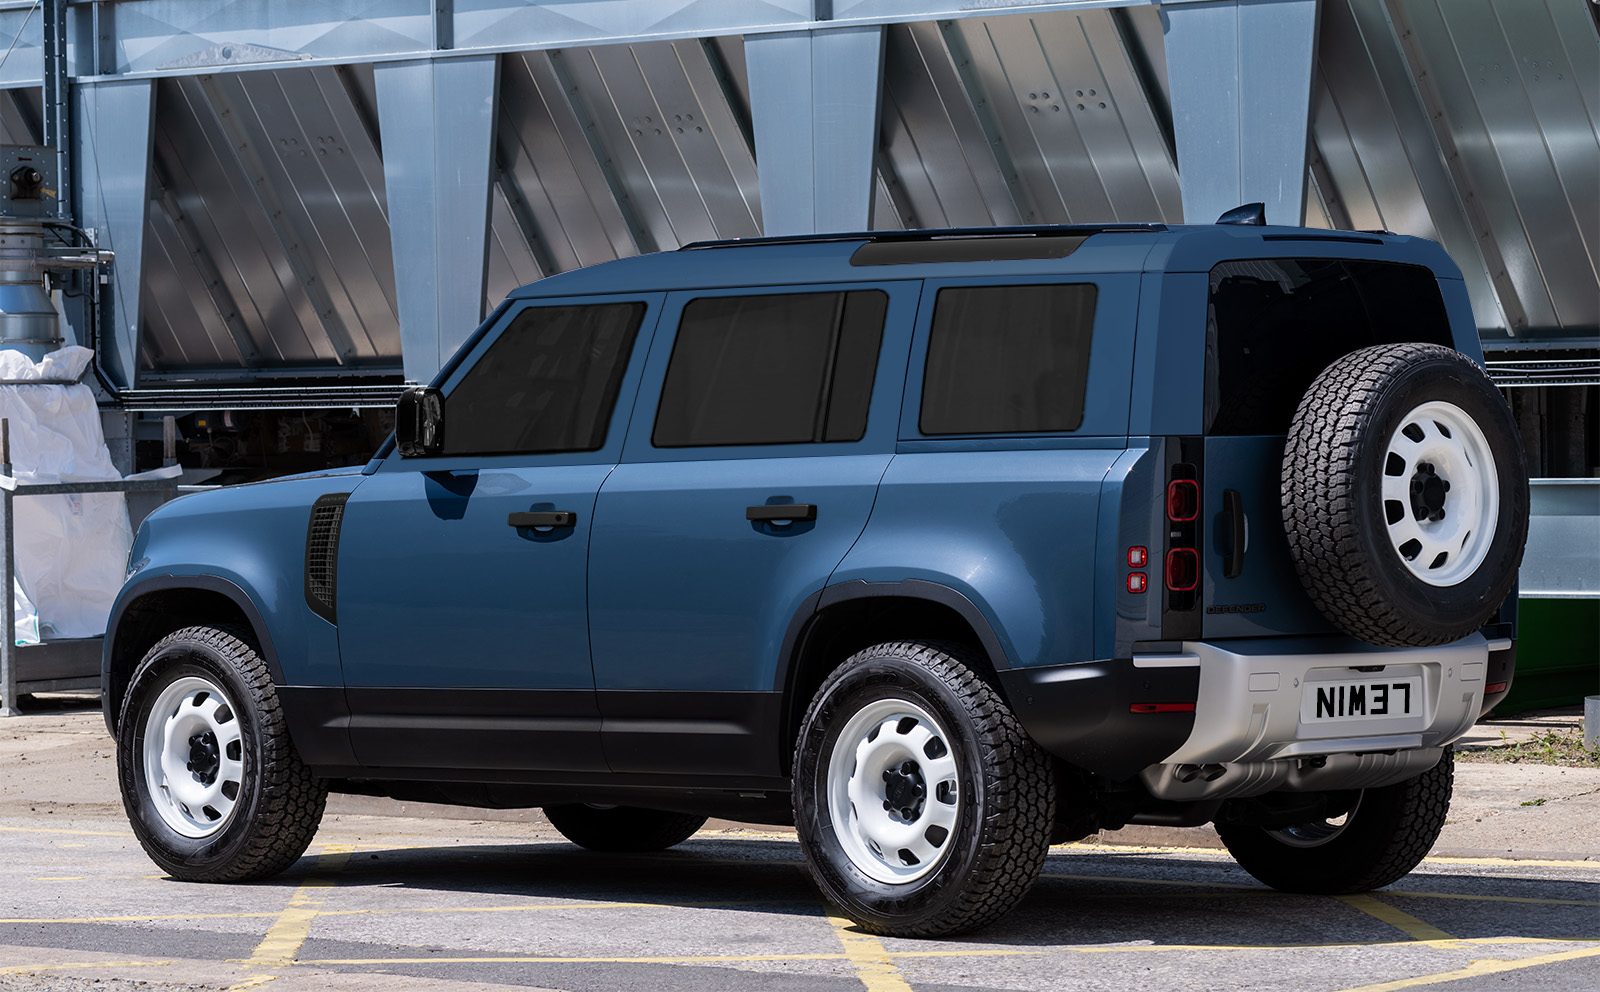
[510, 223, 1463, 299]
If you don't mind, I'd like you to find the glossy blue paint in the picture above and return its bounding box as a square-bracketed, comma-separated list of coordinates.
[103, 221, 1491, 782]
[113, 467, 365, 688]
[337, 293, 663, 693]
[833, 443, 1124, 671]
[588, 282, 919, 697]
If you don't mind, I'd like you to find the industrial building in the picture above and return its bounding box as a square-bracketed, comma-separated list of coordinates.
[0, 0, 1595, 709]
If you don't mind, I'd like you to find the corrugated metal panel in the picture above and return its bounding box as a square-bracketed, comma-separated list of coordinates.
[874, 10, 1181, 229]
[485, 36, 760, 306]
[1310, 0, 1598, 344]
[32, 1, 1589, 381]
[140, 65, 398, 376]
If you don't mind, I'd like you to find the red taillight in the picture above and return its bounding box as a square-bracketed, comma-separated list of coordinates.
[1127, 572, 1148, 594]
[1127, 545, 1148, 568]
[1130, 702, 1197, 714]
[1485, 681, 1508, 695]
[1166, 479, 1199, 522]
[1165, 548, 1199, 592]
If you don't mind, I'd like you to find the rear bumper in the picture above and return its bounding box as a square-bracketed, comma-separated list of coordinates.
[1143, 633, 1490, 800]
[1001, 633, 1503, 798]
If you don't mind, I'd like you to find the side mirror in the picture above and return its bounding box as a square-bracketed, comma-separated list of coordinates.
[395, 386, 444, 458]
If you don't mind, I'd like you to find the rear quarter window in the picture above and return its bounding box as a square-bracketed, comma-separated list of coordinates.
[919, 284, 1098, 436]
[1205, 259, 1454, 435]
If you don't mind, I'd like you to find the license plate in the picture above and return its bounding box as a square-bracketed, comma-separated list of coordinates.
[1302, 676, 1422, 723]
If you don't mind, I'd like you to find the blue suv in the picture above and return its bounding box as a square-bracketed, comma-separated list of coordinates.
[106, 219, 1528, 936]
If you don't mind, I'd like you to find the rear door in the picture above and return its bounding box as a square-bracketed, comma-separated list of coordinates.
[586, 282, 917, 779]
[1201, 258, 1457, 637]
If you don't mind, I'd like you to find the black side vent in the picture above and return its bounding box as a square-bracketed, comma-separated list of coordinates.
[304, 493, 350, 623]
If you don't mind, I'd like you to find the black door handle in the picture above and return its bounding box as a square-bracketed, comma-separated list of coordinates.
[1222, 489, 1246, 579]
[746, 503, 817, 523]
[508, 510, 577, 529]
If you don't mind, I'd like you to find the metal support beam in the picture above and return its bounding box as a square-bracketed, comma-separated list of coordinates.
[40, 0, 67, 216]
[374, 54, 498, 382]
[1162, 0, 1319, 225]
[746, 25, 885, 235]
[73, 77, 153, 387]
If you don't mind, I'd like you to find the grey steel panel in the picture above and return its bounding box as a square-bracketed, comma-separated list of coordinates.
[453, 0, 812, 51]
[139, 65, 399, 375]
[101, 0, 434, 75]
[747, 26, 884, 234]
[878, 20, 1023, 227]
[0, 2, 42, 88]
[1164, 0, 1318, 225]
[876, 10, 1178, 229]
[75, 79, 154, 388]
[949, 10, 1179, 223]
[374, 54, 498, 381]
[1309, 0, 1598, 343]
[1309, 0, 1509, 333]
[1520, 479, 1600, 599]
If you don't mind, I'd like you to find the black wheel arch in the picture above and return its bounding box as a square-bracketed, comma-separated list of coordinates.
[103, 574, 284, 737]
[774, 579, 1014, 775]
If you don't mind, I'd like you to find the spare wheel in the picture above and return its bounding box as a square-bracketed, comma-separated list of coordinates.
[1281, 342, 1529, 647]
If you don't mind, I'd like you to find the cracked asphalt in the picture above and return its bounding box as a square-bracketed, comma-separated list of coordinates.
[1, 706, 1596, 992]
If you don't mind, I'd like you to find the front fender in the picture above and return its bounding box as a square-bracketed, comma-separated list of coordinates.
[104, 472, 363, 732]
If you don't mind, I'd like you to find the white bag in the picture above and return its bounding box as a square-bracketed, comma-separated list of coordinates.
[1, 346, 131, 644]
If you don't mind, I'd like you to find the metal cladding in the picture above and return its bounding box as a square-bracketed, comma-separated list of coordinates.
[0, 0, 1590, 383]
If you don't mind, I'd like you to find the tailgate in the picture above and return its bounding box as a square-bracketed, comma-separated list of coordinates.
[1202, 435, 1334, 638]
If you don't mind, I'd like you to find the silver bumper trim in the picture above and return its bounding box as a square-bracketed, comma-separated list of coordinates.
[1162, 633, 1487, 767]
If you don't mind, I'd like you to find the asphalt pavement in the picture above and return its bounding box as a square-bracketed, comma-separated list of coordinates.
[1, 705, 1595, 992]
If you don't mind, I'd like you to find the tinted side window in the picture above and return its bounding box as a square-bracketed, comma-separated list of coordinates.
[442, 302, 643, 456]
[653, 291, 887, 447]
[920, 284, 1098, 435]
[1205, 259, 1453, 435]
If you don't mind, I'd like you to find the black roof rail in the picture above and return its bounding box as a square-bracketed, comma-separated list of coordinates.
[677, 223, 1167, 251]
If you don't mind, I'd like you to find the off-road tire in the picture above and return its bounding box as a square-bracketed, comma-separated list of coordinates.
[1283, 342, 1528, 646]
[1216, 750, 1453, 894]
[792, 640, 1055, 937]
[542, 805, 707, 852]
[116, 625, 327, 881]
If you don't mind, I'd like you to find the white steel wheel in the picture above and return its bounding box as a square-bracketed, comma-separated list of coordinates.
[141, 675, 245, 839]
[826, 697, 961, 885]
[1266, 796, 1363, 849]
[1380, 400, 1499, 587]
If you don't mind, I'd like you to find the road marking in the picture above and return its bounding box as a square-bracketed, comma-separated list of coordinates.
[828, 914, 914, 992]
[1336, 945, 1600, 992]
[228, 843, 353, 990]
[0, 824, 127, 838]
[1338, 895, 1457, 944]
[32, 876, 85, 882]
[0, 959, 171, 976]
[1057, 842, 1600, 871]
[293, 937, 1600, 970]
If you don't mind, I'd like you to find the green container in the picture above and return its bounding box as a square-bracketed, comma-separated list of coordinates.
[1493, 597, 1600, 715]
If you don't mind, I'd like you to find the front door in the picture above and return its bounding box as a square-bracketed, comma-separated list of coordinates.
[336, 294, 659, 773]
[586, 283, 918, 780]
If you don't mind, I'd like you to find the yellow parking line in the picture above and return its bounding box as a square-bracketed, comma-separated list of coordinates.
[32, 876, 86, 882]
[0, 825, 127, 838]
[1336, 945, 1600, 992]
[1338, 895, 1457, 944]
[297, 937, 1600, 970]
[1058, 842, 1600, 871]
[0, 959, 171, 976]
[828, 914, 914, 992]
[228, 844, 353, 990]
